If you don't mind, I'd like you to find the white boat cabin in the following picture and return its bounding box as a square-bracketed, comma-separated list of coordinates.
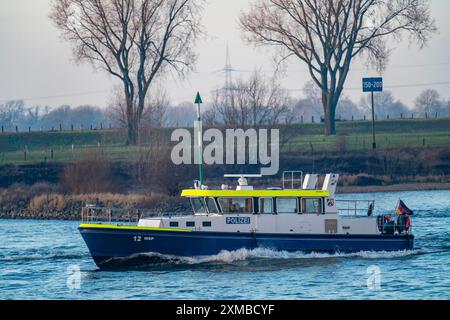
[138, 173, 401, 236]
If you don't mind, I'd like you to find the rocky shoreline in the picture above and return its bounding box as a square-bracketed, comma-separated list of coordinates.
[0, 210, 80, 220]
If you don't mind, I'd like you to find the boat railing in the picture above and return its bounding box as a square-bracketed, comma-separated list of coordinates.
[282, 171, 304, 190]
[336, 200, 375, 217]
[81, 206, 192, 224]
[81, 206, 141, 225]
[145, 211, 193, 218]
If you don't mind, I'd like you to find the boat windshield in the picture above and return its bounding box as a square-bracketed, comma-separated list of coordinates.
[190, 198, 207, 214]
[205, 197, 220, 213]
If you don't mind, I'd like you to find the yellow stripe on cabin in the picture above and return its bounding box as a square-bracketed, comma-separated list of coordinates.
[181, 189, 329, 198]
[79, 224, 192, 232]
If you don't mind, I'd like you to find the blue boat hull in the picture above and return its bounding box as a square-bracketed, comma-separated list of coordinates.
[79, 226, 414, 270]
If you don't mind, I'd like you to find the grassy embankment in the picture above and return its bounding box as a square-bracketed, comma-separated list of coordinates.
[0, 118, 449, 164]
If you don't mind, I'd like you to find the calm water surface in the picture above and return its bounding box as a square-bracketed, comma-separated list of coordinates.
[0, 190, 449, 300]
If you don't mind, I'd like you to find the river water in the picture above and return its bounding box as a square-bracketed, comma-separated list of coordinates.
[0, 190, 449, 300]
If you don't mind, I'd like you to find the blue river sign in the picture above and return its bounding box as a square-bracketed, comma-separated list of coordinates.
[362, 77, 383, 92]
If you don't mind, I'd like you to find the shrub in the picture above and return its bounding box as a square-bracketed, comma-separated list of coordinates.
[334, 135, 348, 152]
[61, 150, 119, 194]
[29, 193, 65, 211]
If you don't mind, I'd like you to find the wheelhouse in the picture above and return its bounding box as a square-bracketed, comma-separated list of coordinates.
[182, 190, 330, 215]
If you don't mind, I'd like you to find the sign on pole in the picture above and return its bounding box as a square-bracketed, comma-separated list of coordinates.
[362, 77, 383, 93]
[362, 77, 383, 150]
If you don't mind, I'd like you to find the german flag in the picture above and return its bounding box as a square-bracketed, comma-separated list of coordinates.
[395, 200, 414, 216]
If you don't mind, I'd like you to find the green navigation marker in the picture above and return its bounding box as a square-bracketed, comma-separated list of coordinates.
[194, 91, 203, 187]
[195, 92, 203, 104]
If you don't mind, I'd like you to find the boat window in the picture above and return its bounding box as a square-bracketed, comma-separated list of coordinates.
[190, 197, 207, 214]
[170, 221, 179, 227]
[259, 198, 273, 214]
[218, 198, 253, 214]
[302, 198, 323, 214]
[202, 221, 212, 227]
[205, 197, 219, 214]
[186, 221, 195, 227]
[276, 198, 298, 214]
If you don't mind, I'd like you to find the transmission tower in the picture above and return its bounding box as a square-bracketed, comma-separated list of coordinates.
[224, 45, 234, 106]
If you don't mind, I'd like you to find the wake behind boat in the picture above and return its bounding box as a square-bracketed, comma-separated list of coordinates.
[79, 172, 414, 270]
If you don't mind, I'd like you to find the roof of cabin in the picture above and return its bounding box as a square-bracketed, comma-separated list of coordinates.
[181, 189, 330, 198]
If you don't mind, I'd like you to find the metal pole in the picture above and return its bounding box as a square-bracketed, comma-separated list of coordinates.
[196, 103, 203, 186]
[371, 91, 376, 149]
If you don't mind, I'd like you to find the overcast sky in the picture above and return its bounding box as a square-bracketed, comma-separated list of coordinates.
[1, 0, 449, 109]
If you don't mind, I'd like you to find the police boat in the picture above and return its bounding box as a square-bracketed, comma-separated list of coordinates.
[79, 172, 414, 270]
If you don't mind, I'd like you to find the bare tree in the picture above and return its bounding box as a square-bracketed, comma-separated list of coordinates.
[240, 0, 436, 135]
[164, 102, 196, 127]
[26, 106, 44, 128]
[414, 89, 443, 116]
[201, 106, 218, 126]
[108, 83, 171, 129]
[0, 100, 26, 130]
[360, 91, 408, 119]
[303, 80, 322, 112]
[51, 0, 203, 144]
[107, 86, 129, 129]
[142, 86, 171, 128]
[211, 70, 293, 127]
[292, 80, 324, 122]
[336, 96, 365, 120]
[39, 105, 106, 130]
